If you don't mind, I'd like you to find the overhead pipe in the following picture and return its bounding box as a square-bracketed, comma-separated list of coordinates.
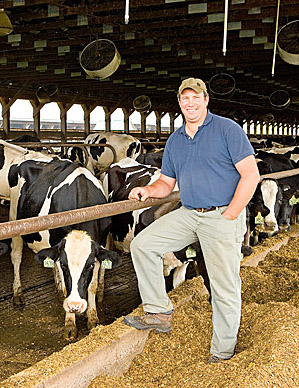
[125, 0, 130, 24]
[223, 0, 229, 56]
[271, 0, 281, 77]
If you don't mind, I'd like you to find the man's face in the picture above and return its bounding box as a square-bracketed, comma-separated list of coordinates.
[178, 88, 209, 124]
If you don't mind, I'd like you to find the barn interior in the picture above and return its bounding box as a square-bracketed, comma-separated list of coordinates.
[0, 1, 298, 385]
[0, 0, 298, 141]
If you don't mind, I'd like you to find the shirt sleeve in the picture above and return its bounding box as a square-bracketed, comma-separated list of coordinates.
[225, 121, 255, 165]
[161, 137, 176, 178]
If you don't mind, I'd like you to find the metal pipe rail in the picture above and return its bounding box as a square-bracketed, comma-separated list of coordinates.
[0, 192, 181, 240]
[0, 168, 298, 241]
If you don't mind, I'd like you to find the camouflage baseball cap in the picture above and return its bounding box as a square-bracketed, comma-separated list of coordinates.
[178, 78, 207, 96]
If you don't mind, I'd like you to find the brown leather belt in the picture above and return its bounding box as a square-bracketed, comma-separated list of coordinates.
[195, 206, 218, 213]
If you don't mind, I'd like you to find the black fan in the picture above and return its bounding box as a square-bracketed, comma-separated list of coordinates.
[209, 73, 236, 98]
[262, 113, 275, 124]
[269, 90, 290, 110]
[36, 84, 58, 103]
[277, 20, 299, 65]
[133, 95, 152, 112]
[79, 39, 121, 79]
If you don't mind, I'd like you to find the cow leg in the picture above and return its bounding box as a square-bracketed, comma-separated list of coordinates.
[10, 236, 25, 305]
[64, 312, 77, 341]
[172, 261, 191, 288]
[97, 265, 106, 303]
[87, 261, 100, 331]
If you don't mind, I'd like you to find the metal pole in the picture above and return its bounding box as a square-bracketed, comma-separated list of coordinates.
[271, 0, 281, 77]
[223, 0, 229, 56]
[0, 191, 181, 240]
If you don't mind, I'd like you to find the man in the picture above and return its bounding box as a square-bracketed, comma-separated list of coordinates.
[124, 78, 260, 364]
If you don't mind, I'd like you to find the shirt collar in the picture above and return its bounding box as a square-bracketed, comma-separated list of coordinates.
[179, 110, 213, 135]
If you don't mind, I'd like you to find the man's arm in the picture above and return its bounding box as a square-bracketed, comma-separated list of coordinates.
[222, 155, 260, 220]
[128, 173, 177, 202]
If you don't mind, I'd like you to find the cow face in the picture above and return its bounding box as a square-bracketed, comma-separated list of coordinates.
[35, 230, 121, 314]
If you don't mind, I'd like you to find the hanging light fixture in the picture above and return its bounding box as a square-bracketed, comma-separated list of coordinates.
[0, 9, 13, 36]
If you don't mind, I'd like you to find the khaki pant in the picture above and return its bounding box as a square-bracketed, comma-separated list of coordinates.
[130, 205, 247, 359]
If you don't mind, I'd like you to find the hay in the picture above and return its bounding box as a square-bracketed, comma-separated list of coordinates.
[89, 234, 299, 388]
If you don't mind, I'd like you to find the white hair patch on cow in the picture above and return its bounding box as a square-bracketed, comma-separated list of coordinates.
[261, 180, 279, 231]
[63, 230, 92, 313]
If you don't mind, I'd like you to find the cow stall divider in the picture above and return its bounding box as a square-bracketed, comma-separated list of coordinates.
[0, 168, 299, 388]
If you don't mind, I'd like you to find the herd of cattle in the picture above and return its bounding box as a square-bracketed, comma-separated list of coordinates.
[0, 133, 298, 340]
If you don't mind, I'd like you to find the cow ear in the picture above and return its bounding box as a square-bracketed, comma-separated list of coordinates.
[94, 242, 122, 269]
[35, 246, 60, 266]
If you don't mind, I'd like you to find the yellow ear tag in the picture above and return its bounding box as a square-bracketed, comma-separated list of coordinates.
[44, 257, 55, 268]
[101, 259, 112, 269]
[289, 195, 298, 206]
[255, 212, 264, 225]
[186, 246, 197, 259]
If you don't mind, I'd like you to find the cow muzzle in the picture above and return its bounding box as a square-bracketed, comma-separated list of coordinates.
[63, 299, 87, 314]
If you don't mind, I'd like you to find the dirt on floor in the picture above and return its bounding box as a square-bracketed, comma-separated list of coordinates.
[89, 233, 299, 388]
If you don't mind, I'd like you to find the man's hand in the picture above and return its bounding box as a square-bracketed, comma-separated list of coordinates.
[129, 187, 150, 202]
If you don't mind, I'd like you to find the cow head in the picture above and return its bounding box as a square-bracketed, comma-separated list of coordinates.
[35, 230, 121, 314]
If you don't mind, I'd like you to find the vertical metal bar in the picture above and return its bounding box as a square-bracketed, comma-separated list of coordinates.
[271, 0, 281, 77]
[223, 0, 229, 56]
[125, 0, 130, 24]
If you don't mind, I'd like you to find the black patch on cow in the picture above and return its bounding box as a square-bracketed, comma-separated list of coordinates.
[89, 137, 107, 162]
[108, 163, 158, 243]
[48, 173, 110, 247]
[126, 142, 137, 158]
[11, 157, 111, 247]
[69, 147, 84, 165]
[0, 144, 5, 171]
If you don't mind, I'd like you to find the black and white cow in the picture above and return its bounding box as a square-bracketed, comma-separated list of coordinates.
[70, 132, 141, 175]
[249, 152, 299, 241]
[136, 149, 164, 168]
[103, 158, 215, 294]
[0, 140, 121, 340]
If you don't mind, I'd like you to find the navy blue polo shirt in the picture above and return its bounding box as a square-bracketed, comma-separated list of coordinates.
[161, 111, 254, 209]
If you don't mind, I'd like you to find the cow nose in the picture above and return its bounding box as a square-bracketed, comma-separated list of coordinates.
[64, 301, 86, 314]
[279, 224, 290, 232]
[264, 221, 277, 231]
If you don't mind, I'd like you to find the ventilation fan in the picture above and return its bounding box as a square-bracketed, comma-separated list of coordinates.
[277, 20, 299, 66]
[209, 73, 236, 98]
[262, 113, 275, 123]
[36, 84, 58, 104]
[133, 95, 152, 112]
[269, 90, 290, 110]
[0, 9, 13, 36]
[233, 109, 247, 122]
[79, 39, 121, 79]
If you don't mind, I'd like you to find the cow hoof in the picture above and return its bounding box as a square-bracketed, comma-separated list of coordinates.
[13, 294, 25, 306]
[64, 325, 78, 341]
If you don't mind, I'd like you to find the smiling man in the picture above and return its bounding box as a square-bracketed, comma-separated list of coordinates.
[124, 77, 260, 364]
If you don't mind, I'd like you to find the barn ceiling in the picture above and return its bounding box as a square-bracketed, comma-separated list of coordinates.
[0, 0, 298, 126]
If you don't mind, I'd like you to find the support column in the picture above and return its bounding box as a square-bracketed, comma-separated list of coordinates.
[103, 106, 117, 132]
[0, 97, 10, 139]
[58, 102, 72, 142]
[30, 100, 45, 138]
[122, 108, 131, 134]
[82, 103, 97, 138]
[169, 112, 180, 134]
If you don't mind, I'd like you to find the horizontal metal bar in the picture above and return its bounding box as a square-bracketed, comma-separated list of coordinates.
[260, 168, 299, 181]
[0, 191, 180, 241]
[0, 167, 298, 242]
